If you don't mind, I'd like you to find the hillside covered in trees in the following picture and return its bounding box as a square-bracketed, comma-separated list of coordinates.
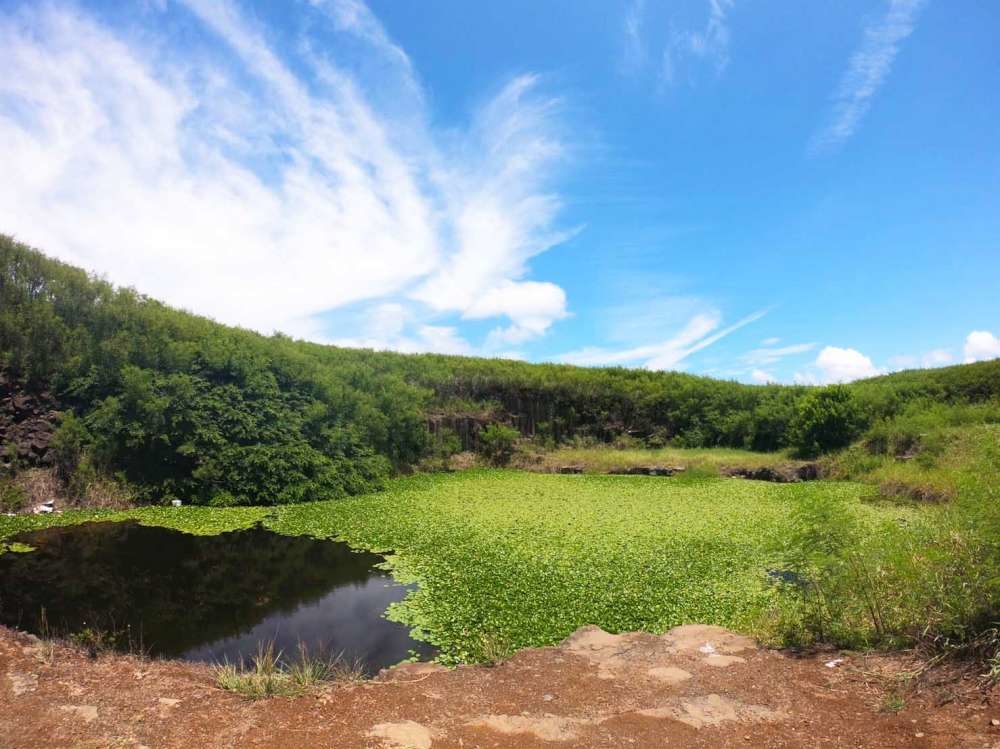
[2, 235, 998, 506]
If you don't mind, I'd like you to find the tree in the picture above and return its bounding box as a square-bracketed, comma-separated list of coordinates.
[788, 386, 861, 457]
[477, 423, 520, 466]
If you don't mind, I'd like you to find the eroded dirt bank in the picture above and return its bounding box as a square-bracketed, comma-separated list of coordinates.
[2, 624, 997, 748]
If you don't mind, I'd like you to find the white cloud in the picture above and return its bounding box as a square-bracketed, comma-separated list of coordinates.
[887, 354, 918, 370]
[558, 308, 765, 370]
[810, 0, 927, 153]
[662, 0, 734, 87]
[0, 1, 572, 351]
[964, 330, 1000, 363]
[750, 369, 775, 384]
[467, 280, 568, 349]
[921, 348, 954, 367]
[313, 0, 415, 78]
[795, 346, 884, 384]
[888, 348, 953, 371]
[760, 337, 781, 346]
[741, 342, 815, 367]
[330, 304, 473, 355]
[622, 0, 647, 73]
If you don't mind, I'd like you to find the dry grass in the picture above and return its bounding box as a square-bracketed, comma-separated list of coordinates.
[14, 468, 61, 507]
[4, 467, 135, 512]
[80, 476, 135, 510]
[513, 444, 801, 475]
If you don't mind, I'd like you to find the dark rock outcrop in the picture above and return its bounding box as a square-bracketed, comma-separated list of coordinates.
[0, 375, 62, 471]
[722, 463, 822, 483]
[608, 465, 686, 477]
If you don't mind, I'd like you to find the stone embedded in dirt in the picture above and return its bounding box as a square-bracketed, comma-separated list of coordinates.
[647, 666, 692, 684]
[59, 704, 99, 723]
[376, 661, 447, 683]
[6, 670, 38, 696]
[158, 697, 181, 707]
[368, 720, 435, 749]
[703, 654, 747, 668]
[471, 714, 587, 742]
[638, 694, 783, 729]
[664, 624, 757, 655]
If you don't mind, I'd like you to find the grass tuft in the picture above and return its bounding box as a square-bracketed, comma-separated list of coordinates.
[213, 640, 366, 699]
[476, 632, 514, 666]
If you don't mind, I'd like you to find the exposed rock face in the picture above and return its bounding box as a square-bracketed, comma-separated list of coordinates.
[722, 463, 822, 483]
[0, 375, 62, 471]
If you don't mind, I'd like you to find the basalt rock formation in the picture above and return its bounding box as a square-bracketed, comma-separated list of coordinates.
[0, 375, 62, 472]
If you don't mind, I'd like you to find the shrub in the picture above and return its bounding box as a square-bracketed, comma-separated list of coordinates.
[788, 386, 862, 458]
[2, 442, 20, 476]
[51, 412, 89, 486]
[0, 478, 27, 513]
[774, 487, 897, 646]
[477, 423, 520, 466]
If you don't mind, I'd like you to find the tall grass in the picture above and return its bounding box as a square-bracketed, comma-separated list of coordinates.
[767, 402, 1000, 675]
[213, 641, 366, 699]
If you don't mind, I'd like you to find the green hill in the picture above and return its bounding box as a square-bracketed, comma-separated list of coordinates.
[2, 234, 998, 505]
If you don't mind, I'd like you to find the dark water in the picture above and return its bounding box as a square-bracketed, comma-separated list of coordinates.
[0, 521, 435, 673]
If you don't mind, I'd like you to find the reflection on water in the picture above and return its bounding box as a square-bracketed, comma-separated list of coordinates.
[0, 521, 434, 673]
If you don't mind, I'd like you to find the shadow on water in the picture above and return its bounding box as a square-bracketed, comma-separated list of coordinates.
[0, 521, 435, 673]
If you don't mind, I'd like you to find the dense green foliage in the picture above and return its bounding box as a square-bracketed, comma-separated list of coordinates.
[1, 236, 427, 504]
[3, 235, 999, 504]
[476, 423, 520, 466]
[788, 385, 861, 457]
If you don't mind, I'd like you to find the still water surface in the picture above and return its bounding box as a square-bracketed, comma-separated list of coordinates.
[0, 521, 434, 673]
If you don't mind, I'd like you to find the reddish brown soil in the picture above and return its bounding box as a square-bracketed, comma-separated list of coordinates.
[2, 624, 997, 748]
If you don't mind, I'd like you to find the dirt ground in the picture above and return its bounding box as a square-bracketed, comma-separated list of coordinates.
[2, 623, 998, 748]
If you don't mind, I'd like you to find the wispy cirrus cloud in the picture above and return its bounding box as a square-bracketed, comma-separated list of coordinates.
[620, 0, 735, 88]
[741, 342, 816, 368]
[810, 0, 927, 153]
[558, 307, 766, 370]
[0, 0, 573, 351]
[621, 0, 647, 73]
[662, 0, 734, 87]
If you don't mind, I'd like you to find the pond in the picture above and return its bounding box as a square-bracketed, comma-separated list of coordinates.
[0, 521, 435, 674]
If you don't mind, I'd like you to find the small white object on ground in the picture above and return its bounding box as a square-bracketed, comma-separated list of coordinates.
[170, 499, 182, 507]
[824, 658, 844, 668]
[698, 643, 716, 654]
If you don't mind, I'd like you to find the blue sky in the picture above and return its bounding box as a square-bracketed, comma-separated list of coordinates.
[0, 0, 997, 382]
